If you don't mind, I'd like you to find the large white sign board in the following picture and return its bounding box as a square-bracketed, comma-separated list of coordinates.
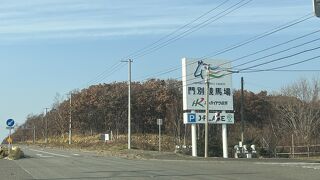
[182, 58, 234, 124]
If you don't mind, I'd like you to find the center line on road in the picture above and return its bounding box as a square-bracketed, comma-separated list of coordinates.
[36, 153, 54, 158]
[29, 149, 71, 158]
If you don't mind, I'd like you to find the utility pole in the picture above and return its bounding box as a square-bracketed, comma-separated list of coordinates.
[69, 93, 72, 145]
[44, 108, 49, 143]
[240, 77, 244, 143]
[313, 0, 320, 17]
[204, 64, 210, 158]
[122, 59, 133, 150]
[33, 125, 36, 144]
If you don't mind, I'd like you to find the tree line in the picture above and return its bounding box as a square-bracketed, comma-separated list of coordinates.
[10, 78, 320, 154]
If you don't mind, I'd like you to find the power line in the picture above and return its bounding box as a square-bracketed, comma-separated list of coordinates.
[131, 0, 252, 59]
[148, 43, 320, 89]
[146, 33, 320, 84]
[85, 61, 122, 86]
[85, 1, 244, 86]
[239, 46, 320, 71]
[245, 69, 320, 72]
[88, 62, 125, 85]
[240, 55, 320, 73]
[134, 13, 314, 82]
[230, 29, 320, 67]
[233, 36, 320, 68]
[123, 0, 231, 60]
[199, 13, 313, 61]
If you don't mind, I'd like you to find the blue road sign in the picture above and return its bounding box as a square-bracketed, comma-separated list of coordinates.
[187, 113, 196, 123]
[6, 119, 15, 127]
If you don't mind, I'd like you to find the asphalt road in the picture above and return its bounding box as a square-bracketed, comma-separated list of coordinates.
[1, 146, 320, 180]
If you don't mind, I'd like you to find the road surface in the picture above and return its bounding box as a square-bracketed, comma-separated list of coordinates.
[1, 145, 320, 180]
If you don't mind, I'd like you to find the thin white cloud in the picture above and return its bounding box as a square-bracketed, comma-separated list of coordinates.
[0, 0, 316, 42]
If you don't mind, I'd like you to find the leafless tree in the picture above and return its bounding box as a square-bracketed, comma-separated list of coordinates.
[273, 77, 320, 145]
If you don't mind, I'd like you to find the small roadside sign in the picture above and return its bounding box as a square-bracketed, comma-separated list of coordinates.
[157, 119, 163, 125]
[7, 137, 12, 144]
[184, 112, 234, 124]
[6, 119, 15, 127]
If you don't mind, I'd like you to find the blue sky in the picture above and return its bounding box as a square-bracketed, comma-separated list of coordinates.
[1, 0, 320, 141]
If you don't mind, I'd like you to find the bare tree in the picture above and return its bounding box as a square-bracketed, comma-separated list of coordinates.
[273, 77, 320, 145]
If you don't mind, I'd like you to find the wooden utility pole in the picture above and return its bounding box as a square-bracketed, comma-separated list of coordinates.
[241, 77, 245, 143]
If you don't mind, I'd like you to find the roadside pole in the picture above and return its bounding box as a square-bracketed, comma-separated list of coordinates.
[204, 64, 210, 158]
[69, 93, 72, 145]
[122, 59, 133, 150]
[222, 123, 228, 158]
[33, 125, 36, 144]
[191, 122, 197, 157]
[6, 119, 15, 153]
[241, 77, 244, 143]
[44, 108, 49, 143]
[8, 128, 12, 153]
[159, 123, 161, 152]
[292, 134, 295, 158]
[157, 119, 162, 152]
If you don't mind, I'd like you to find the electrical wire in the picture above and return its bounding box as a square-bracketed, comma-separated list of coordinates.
[199, 13, 313, 62]
[85, 0, 245, 86]
[85, 62, 122, 86]
[131, 0, 252, 59]
[123, 0, 231, 60]
[233, 37, 320, 68]
[241, 55, 320, 73]
[133, 13, 314, 82]
[239, 46, 320, 71]
[230, 29, 320, 67]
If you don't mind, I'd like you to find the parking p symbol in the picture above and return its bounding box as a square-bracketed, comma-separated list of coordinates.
[188, 113, 196, 123]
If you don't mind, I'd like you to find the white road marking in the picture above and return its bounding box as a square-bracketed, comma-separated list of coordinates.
[73, 154, 80, 156]
[29, 148, 71, 158]
[255, 162, 316, 165]
[255, 162, 320, 170]
[36, 153, 54, 158]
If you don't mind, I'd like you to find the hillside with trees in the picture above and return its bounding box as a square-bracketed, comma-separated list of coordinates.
[8, 78, 320, 156]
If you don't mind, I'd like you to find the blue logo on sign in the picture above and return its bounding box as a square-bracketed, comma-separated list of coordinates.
[187, 113, 196, 123]
[6, 119, 15, 127]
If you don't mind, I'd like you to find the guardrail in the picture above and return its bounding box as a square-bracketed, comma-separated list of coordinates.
[275, 144, 320, 158]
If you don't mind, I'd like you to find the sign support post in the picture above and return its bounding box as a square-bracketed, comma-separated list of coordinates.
[191, 110, 197, 157]
[8, 128, 12, 153]
[6, 119, 15, 153]
[222, 123, 228, 158]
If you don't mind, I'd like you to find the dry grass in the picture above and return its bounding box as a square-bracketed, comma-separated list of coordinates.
[0, 146, 24, 160]
[25, 134, 178, 152]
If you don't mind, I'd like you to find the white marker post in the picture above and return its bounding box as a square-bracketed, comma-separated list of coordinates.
[157, 119, 163, 152]
[222, 123, 228, 158]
